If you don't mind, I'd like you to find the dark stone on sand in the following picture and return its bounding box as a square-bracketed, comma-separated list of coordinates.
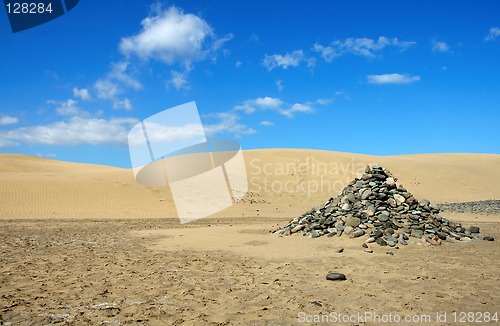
[483, 236, 494, 241]
[326, 273, 347, 281]
[469, 226, 480, 233]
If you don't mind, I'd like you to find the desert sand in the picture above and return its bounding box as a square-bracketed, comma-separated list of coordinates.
[0, 150, 499, 325]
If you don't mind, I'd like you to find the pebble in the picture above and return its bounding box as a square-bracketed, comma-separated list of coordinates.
[386, 240, 396, 247]
[291, 224, 305, 233]
[343, 226, 354, 235]
[326, 273, 347, 281]
[351, 229, 365, 238]
[468, 226, 480, 233]
[365, 237, 376, 244]
[346, 217, 361, 227]
[394, 194, 406, 204]
[335, 247, 344, 253]
[483, 236, 494, 241]
[361, 189, 372, 200]
[308, 231, 320, 238]
[386, 251, 394, 256]
[378, 212, 390, 222]
[364, 249, 373, 253]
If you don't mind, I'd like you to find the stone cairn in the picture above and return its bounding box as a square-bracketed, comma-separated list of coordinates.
[273, 165, 486, 247]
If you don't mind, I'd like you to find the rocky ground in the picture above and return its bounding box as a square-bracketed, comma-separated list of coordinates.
[436, 200, 500, 215]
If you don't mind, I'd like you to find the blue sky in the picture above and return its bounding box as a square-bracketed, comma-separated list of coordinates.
[1, 0, 499, 167]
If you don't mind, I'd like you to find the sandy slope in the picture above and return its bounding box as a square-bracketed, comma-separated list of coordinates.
[0, 151, 499, 219]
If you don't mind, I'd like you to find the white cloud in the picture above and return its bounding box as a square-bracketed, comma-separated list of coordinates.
[262, 50, 310, 71]
[281, 103, 314, 118]
[314, 36, 416, 62]
[235, 60, 242, 68]
[128, 121, 206, 147]
[234, 97, 326, 118]
[367, 73, 421, 85]
[204, 112, 255, 137]
[109, 61, 142, 90]
[276, 80, 283, 91]
[0, 115, 18, 126]
[167, 70, 190, 90]
[235, 97, 283, 114]
[93, 61, 142, 100]
[316, 98, 333, 105]
[94, 79, 119, 99]
[72, 87, 92, 101]
[432, 40, 450, 53]
[253, 97, 283, 108]
[485, 27, 500, 41]
[0, 117, 138, 148]
[113, 98, 133, 111]
[0, 138, 17, 147]
[120, 5, 232, 69]
[260, 120, 274, 127]
[50, 99, 92, 118]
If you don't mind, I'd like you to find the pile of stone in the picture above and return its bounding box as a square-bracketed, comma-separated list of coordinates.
[273, 165, 493, 246]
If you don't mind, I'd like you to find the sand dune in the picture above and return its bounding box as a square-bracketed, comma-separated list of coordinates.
[0, 150, 499, 219]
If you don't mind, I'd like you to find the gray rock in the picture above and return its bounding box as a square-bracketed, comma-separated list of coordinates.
[361, 189, 372, 200]
[308, 231, 320, 238]
[436, 231, 447, 240]
[419, 199, 430, 207]
[483, 236, 494, 241]
[291, 224, 305, 233]
[365, 237, 376, 244]
[387, 198, 397, 207]
[346, 216, 361, 227]
[468, 226, 480, 233]
[326, 273, 347, 281]
[394, 194, 406, 204]
[378, 212, 390, 222]
[351, 229, 365, 238]
[386, 177, 396, 188]
[343, 226, 354, 235]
